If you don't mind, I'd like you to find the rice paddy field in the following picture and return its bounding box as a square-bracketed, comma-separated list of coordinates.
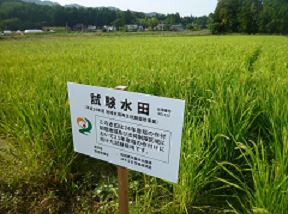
[0, 35, 288, 213]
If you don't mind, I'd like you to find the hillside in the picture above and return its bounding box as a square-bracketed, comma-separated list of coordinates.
[22, 0, 59, 6]
[21, 0, 163, 16]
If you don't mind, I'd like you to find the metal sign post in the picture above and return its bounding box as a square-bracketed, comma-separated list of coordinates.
[115, 86, 129, 214]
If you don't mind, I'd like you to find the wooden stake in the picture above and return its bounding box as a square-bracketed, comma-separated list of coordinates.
[114, 86, 129, 214]
[118, 166, 129, 214]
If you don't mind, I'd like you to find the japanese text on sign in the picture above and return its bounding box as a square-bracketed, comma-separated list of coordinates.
[68, 82, 185, 183]
[96, 116, 171, 163]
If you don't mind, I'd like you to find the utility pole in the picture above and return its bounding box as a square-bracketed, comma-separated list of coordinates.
[257, 0, 260, 27]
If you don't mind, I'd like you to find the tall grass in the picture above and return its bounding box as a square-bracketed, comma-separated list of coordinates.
[0, 36, 288, 213]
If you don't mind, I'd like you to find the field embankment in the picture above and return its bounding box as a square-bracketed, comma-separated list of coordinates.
[0, 30, 211, 42]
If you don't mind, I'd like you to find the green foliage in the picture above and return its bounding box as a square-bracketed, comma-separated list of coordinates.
[0, 18, 20, 30]
[210, 0, 288, 34]
[163, 24, 170, 31]
[186, 24, 194, 31]
[0, 0, 209, 31]
[111, 18, 123, 30]
[122, 10, 132, 25]
[209, 23, 221, 34]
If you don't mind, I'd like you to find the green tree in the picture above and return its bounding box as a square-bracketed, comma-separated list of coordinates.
[122, 10, 132, 24]
[111, 18, 123, 30]
[186, 23, 194, 31]
[209, 0, 288, 34]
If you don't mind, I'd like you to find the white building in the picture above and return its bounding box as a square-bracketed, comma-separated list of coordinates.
[108, 26, 116, 31]
[87, 25, 96, 31]
[103, 25, 116, 32]
[157, 24, 164, 31]
[126, 24, 138, 30]
[4, 30, 12, 34]
[24, 30, 43, 34]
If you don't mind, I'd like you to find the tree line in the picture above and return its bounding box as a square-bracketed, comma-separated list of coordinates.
[209, 0, 288, 34]
[2, 0, 286, 34]
[0, 0, 208, 31]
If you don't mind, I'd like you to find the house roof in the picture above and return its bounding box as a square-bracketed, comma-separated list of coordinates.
[157, 24, 164, 27]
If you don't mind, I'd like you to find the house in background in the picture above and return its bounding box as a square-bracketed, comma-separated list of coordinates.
[108, 26, 116, 31]
[157, 24, 164, 30]
[43, 26, 67, 31]
[126, 24, 138, 30]
[169, 25, 185, 31]
[73, 24, 86, 31]
[103, 25, 116, 31]
[87, 25, 96, 31]
[24, 30, 43, 34]
[4, 30, 12, 34]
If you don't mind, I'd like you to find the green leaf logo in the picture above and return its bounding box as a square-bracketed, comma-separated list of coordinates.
[77, 117, 92, 135]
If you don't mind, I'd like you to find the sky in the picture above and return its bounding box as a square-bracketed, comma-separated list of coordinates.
[52, 0, 217, 17]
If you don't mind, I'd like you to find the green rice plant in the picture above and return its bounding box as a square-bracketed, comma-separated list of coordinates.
[219, 131, 288, 214]
[0, 35, 288, 213]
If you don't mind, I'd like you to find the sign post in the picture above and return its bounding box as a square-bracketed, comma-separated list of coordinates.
[115, 86, 129, 214]
[67, 82, 185, 213]
[118, 165, 129, 214]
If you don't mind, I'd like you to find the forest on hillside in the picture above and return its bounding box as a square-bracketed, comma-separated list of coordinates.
[0, 0, 207, 31]
[0, 0, 287, 34]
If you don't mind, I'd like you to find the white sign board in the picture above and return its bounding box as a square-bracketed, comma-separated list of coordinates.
[67, 82, 185, 183]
